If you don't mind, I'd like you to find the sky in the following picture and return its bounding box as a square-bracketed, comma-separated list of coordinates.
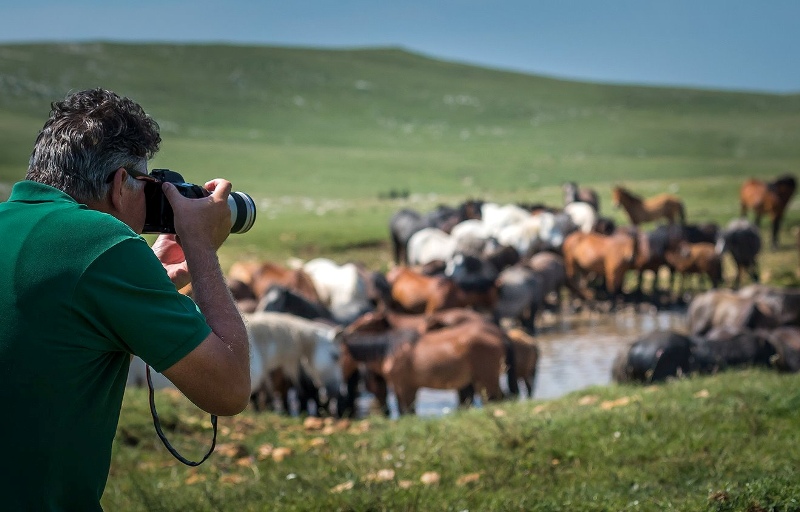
[1, 0, 798, 94]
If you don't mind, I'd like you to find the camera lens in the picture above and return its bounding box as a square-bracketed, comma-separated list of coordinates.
[228, 191, 257, 234]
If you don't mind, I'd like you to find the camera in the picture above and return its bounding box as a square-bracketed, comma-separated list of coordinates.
[142, 169, 256, 235]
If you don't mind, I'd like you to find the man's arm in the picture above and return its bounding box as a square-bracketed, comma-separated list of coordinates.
[160, 179, 251, 416]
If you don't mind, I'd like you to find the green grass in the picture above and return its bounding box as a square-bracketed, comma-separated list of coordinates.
[106, 370, 800, 511]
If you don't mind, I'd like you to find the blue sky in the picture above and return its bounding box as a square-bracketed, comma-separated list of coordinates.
[1, 0, 798, 93]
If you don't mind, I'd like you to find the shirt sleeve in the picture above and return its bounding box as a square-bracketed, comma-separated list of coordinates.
[75, 237, 212, 373]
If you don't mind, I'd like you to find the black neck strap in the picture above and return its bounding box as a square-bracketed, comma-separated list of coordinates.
[146, 364, 218, 466]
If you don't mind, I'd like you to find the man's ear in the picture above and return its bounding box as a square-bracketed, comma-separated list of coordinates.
[108, 167, 127, 212]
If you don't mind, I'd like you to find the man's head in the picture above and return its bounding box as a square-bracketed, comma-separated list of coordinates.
[26, 88, 161, 204]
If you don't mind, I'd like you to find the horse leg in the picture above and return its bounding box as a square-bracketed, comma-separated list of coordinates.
[250, 381, 268, 412]
[503, 337, 519, 397]
[772, 214, 783, 250]
[297, 366, 325, 416]
[606, 263, 626, 310]
[391, 233, 404, 265]
[336, 368, 361, 418]
[393, 383, 417, 415]
[522, 304, 537, 335]
[748, 263, 761, 285]
[458, 384, 475, 407]
[481, 376, 504, 403]
[365, 370, 390, 417]
[734, 266, 743, 290]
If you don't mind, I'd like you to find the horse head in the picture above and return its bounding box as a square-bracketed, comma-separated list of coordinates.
[611, 186, 623, 208]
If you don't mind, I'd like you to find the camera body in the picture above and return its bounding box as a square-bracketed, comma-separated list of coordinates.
[142, 169, 256, 235]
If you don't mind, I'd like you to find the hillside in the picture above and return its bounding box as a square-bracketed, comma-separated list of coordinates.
[2, 42, 799, 269]
[2, 43, 799, 193]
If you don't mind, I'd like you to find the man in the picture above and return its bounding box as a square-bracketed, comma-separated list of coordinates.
[0, 88, 251, 510]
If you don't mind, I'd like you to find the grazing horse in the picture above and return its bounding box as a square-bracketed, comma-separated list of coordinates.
[739, 174, 797, 249]
[336, 312, 510, 415]
[562, 181, 600, 212]
[561, 229, 639, 305]
[244, 311, 341, 415]
[611, 186, 686, 226]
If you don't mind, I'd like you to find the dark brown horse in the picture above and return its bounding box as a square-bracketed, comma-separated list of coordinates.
[336, 310, 511, 415]
[612, 186, 686, 226]
[740, 174, 797, 249]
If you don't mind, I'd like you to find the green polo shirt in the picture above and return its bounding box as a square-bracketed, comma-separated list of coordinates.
[0, 181, 211, 511]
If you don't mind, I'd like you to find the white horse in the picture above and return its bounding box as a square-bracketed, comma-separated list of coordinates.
[481, 203, 531, 236]
[564, 201, 598, 234]
[302, 258, 374, 325]
[406, 227, 456, 266]
[449, 219, 495, 256]
[496, 216, 544, 258]
[243, 311, 341, 414]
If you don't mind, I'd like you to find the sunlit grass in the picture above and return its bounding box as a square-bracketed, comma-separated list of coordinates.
[106, 370, 800, 511]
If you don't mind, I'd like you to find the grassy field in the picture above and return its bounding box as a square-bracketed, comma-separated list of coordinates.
[2, 42, 800, 510]
[1, 42, 799, 275]
[106, 370, 800, 511]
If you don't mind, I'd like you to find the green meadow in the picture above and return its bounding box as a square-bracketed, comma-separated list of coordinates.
[2, 43, 800, 510]
[2, 42, 799, 272]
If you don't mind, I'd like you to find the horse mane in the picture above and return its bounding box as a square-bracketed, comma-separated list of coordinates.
[615, 186, 640, 202]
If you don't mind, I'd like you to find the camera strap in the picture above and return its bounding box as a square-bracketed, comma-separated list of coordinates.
[146, 364, 218, 466]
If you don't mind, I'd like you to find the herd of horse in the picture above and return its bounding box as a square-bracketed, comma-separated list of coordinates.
[127, 173, 798, 417]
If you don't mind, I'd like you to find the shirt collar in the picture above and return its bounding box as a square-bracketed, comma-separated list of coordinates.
[7, 180, 84, 207]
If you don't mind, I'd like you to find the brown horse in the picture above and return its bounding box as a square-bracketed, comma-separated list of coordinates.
[337, 310, 511, 415]
[561, 229, 639, 304]
[386, 266, 470, 315]
[664, 241, 723, 296]
[740, 174, 797, 249]
[228, 260, 321, 303]
[612, 186, 686, 226]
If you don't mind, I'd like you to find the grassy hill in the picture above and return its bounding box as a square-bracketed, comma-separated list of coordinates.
[1, 42, 799, 269]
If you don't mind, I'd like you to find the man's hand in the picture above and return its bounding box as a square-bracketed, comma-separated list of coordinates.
[163, 179, 232, 253]
[152, 234, 191, 290]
